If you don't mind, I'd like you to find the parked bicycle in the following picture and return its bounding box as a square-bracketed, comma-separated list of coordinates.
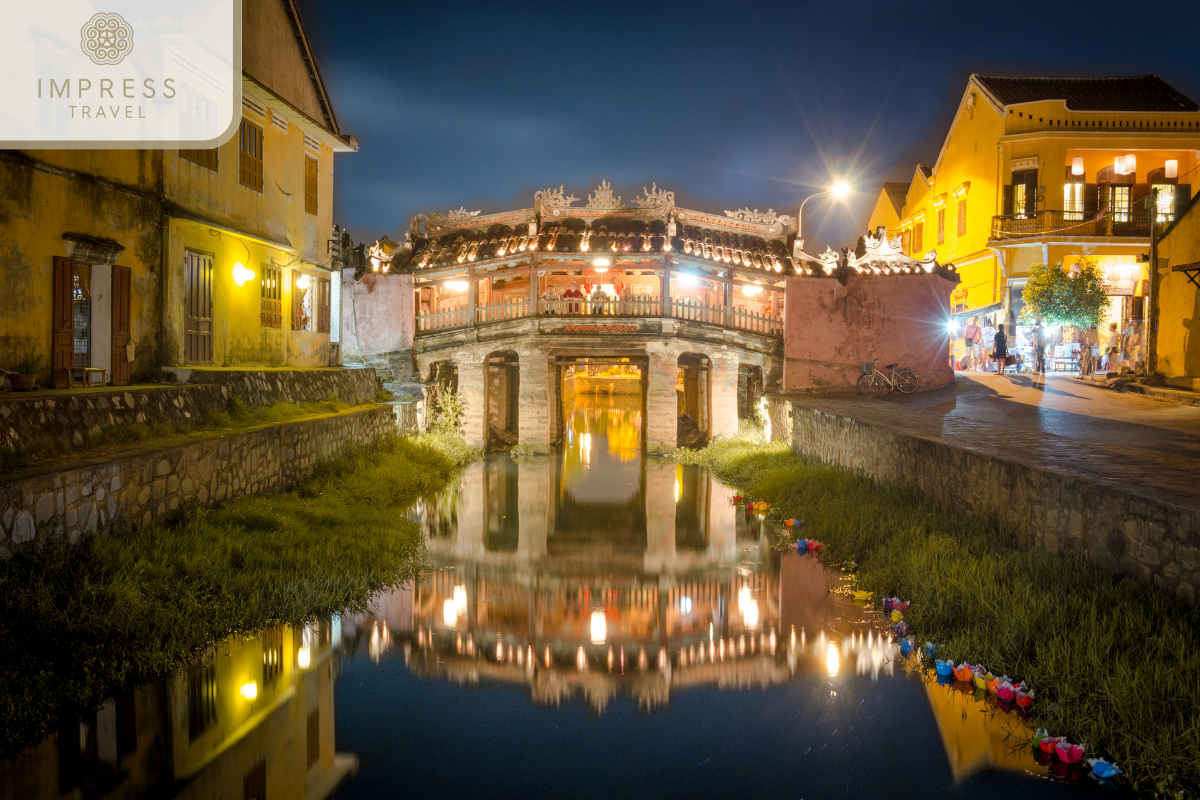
[857, 359, 919, 398]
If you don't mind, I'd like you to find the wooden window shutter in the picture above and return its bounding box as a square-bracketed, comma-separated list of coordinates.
[238, 119, 264, 192]
[1083, 184, 1099, 216]
[291, 272, 304, 331]
[260, 267, 282, 328]
[180, 148, 219, 171]
[110, 265, 132, 385]
[1131, 183, 1151, 212]
[304, 156, 318, 216]
[1177, 185, 1192, 217]
[937, 208, 945, 244]
[52, 256, 75, 388]
[957, 199, 967, 236]
[1023, 170, 1038, 216]
[1002, 184, 1014, 215]
[912, 223, 923, 254]
[317, 277, 331, 333]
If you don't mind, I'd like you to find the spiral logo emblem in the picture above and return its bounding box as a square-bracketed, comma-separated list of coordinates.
[80, 13, 134, 65]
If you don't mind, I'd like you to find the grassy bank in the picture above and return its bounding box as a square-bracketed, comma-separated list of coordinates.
[678, 433, 1200, 796]
[0, 432, 475, 761]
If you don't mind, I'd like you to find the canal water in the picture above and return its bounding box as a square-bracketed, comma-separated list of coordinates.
[3, 393, 1111, 799]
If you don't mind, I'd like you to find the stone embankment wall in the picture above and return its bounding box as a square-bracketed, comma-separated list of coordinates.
[1, 386, 227, 453]
[1, 368, 380, 455]
[770, 398, 1198, 605]
[161, 366, 379, 406]
[0, 406, 394, 555]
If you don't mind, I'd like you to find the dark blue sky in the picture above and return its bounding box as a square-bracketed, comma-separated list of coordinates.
[299, 0, 1200, 252]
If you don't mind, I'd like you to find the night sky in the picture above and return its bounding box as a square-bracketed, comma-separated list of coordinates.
[297, 0, 1200, 252]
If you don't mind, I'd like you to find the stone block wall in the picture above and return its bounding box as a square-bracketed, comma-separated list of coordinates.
[0, 406, 395, 555]
[1, 368, 380, 456]
[771, 397, 1199, 605]
[1, 385, 229, 453]
[160, 367, 380, 407]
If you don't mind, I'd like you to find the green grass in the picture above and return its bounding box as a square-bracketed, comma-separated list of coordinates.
[677, 433, 1200, 796]
[0, 433, 476, 761]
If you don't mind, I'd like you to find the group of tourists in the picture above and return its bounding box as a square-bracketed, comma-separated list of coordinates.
[960, 317, 1141, 378]
[541, 283, 624, 314]
[960, 318, 1007, 373]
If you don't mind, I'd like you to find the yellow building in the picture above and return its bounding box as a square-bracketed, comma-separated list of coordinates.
[869, 74, 1200, 366]
[0, 0, 356, 389]
[1, 622, 353, 800]
[1152, 192, 1200, 387]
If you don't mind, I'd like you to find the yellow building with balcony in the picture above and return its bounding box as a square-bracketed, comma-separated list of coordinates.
[869, 74, 1200, 367]
[0, 0, 356, 389]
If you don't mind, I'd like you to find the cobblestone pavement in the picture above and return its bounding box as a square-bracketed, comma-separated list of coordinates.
[787, 372, 1200, 511]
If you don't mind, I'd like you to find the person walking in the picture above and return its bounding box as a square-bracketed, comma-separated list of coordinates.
[981, 318, 997, 373]
[993, 323, 1010, 375]
[1101, 322, 1119, 373]
[1031, 320, 1048, 374]
[963, 319, 981, 371]
[1079, 325, 1097, 377]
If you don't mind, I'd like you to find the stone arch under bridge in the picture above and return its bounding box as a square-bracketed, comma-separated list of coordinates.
[413, 323, 780, 453]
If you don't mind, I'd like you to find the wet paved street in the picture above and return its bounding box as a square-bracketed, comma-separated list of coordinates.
[789, 373, 1200, 510]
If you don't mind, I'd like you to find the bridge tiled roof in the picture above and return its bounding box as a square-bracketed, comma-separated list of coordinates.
[403, 217, 793, 276]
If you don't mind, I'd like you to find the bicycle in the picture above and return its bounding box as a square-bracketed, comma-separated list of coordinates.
[857, 359, 919, 398]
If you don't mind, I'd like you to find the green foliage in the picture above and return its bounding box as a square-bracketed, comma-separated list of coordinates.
[429, 387, 465, 436]
[376, 389, 396, 402]
[683, 433, 1200, 794]
[1019, 258, 1111, 328]
[0, 434, 463, 761]
[12, 349, 46, 375]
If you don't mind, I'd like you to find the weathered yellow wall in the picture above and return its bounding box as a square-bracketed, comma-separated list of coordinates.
[0, 151, 163, 384]
[865, 188, 900, 233]
[1155, 197, 1200, 381]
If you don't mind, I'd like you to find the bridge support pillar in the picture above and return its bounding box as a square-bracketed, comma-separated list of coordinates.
[646, 346, 678, 451]
[643, 459, 677, 573]
[458, 355, 486, 449]
[710, 354, 739, 440]
[517, 459, 550, 561]
[517, 348, 551, 452]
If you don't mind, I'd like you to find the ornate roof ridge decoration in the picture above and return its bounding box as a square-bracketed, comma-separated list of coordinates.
[725, 208, 778, 224]
[847, 226, 948, 276]
[423, 207, 536, 236]
[674, 207, 791, 240]
[633, 182, 674, 210]
[586, 180, 625, 210]
[534, 185, 578, 209]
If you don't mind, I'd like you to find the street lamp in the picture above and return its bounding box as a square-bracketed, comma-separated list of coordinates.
[796, 181, 850, 250]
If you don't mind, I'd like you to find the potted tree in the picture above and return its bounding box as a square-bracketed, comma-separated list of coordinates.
[10, 350, 46, 391]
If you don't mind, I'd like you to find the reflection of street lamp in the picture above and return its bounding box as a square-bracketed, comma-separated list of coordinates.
[796, 181, 850, 250]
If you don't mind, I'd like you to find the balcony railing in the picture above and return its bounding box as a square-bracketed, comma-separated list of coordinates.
[416, 306, 469, 332]
[476, 300, 529, 324]
[991, 210, 1162, 239]
[541, 298, 662, 316]
[416, 297, 783, 337]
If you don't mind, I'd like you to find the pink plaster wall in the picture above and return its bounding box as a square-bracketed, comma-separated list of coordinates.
[783, 274, 956, 392]
[340, 269, 414, 360]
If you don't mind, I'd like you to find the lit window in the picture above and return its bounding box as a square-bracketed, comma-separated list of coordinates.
[1154, 185, 1176, 223]
[1110, 186, 1130, 222]
[1064, 183, 1084, 221]
[1013, 184, 1027, 219]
